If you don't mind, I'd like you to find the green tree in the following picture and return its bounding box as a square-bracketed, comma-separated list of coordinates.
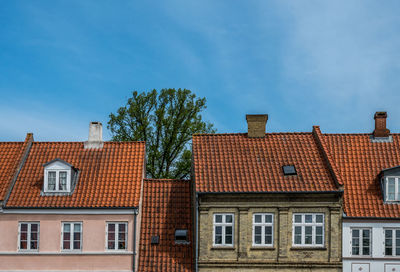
[108, 88, 215, 179]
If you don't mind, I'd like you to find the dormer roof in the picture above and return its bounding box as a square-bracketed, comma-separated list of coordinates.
[43, 158, 74, 168]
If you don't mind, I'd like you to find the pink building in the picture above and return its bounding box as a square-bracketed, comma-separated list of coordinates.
[0, 122, 145, 272]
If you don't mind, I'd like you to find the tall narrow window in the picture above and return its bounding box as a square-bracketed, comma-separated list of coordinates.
[19, 222, 39, 251]
[385, 177, 400, 202]
[48, 171, 56, 191]
[253, 213, 274, 246]
[213, 214, 234, 246]
[292, 213, 324, 247]
[62, 222, 82, 251]
[385, 229, 400, 256]
[59, 171, 67, 190]
[106, 222, 127, 250]
[351, 228, 371, 256]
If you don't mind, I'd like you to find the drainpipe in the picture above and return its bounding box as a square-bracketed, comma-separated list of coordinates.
[133, 208, 138, 272]
[195, 193, 199, 272]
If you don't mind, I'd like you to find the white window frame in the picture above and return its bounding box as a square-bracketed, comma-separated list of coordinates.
[213, 213, 234, 247]
[44, 161, 72, 193]
[252, 213, 274, 247]
[385, 176, 400, 202]
[18, 222, 40, 251]
[61, 222, 82, 251]
[105, 222, 128, 251]
[292, 213, 324, 247]
[350, 228, 371, 256]
[384, 228, 400, 256]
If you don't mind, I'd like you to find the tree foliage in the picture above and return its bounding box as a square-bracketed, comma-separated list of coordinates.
[108, 88, 215, 179]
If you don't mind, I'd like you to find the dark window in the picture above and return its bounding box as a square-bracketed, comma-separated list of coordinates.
[175, 229, 189, 244]
[283, 165, 297, 175]
[151, 235, 159, 245]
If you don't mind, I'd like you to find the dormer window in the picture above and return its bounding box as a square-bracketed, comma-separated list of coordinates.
[43, 159, 76, 194]
[385, 177, 400, 202]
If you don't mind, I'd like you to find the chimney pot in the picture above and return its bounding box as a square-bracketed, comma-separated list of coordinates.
[373, 111, 390, 138]
[84, 122, 103, 149]
[246, 114, 268, 138]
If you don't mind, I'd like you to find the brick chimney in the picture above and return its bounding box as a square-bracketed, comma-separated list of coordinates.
[246, 114, 268, 138]
[373, 112, 390, 138]
[84, 122, 104, 149]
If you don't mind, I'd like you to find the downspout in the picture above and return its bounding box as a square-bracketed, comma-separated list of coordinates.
[133, 208, 138, 272]
[195, 193, 199, 272]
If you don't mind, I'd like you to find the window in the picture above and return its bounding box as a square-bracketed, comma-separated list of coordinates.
[62, 222, 82, 251]
[106, 222, 127, 250]
[175, 229, 189, 244]
[385, 177, 400, 202]
[385, 229, 400, 256]
[283, 165, 297, 175]
[293, 213, 324, 247]
[253, 213, 274, 246]
[43, 159, 73, 193]
[18, 222, 39, 251]
[351, 228, 371, 256]
[213, 214, 234, 246]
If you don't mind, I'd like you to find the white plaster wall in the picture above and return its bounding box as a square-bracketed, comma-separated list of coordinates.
[343, 220, 400, 272]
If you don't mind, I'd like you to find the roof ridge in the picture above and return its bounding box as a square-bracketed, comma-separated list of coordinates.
[193, 132, 312, 136]
[312, 126, 344, 188]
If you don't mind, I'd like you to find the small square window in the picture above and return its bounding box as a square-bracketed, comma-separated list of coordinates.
[282, 165, 297, 176]
[175, 229, 189, 244]
[151, 235, 159, 245]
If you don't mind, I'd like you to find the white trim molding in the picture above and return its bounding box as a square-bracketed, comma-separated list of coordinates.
[2, 209, 137, 215]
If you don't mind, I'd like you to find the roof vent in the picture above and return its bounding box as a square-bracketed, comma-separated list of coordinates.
[84, 122, 103, 149]
[151, 235, 159, 245]
[175, 229, 189, 244]
[283, 165, 297, 176]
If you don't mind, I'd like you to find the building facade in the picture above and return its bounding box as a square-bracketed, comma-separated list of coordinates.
[192, 115, 344, 271]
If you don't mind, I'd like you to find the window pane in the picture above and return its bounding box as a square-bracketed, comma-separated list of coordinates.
[316, 235, 323, 244]
[64, 232, 70, 240]
[316, 226, 323, 235]
[362, 246, 370, 255]
[316, 215, 323, 223]
[73, 241, 80, 250]
[352, 229, 359, 239]
[64, 224, 70, 232]
[30, 241, 38, 250]
[108, 224, 115, 232]
[108, 232, 115, 241]
[118, 233, 125, 240]
[294, 226, 302, 244]
[31, 233, 37, 241]
[31, 224, 38, 232]
[215, 215, 222, 223]
[396, 230, 400, 239]
[63, 241, 70, 250]
[21, 224, 27, 232]
[20, 241, 27, 249]
[388, 178, 396, 200]
[215, 226, 222, 235]
[59, 171, 67, 190]
[119, 224, 126, 232]
[265, 215, 272, 223]
[255, 226, 262, 235]
[396, 245, 400, 256]
[294, 215, 302, 223]
[225, 215, 232, 223]
[305, 226, 312, 244]
[254, 215, 262, 223]
[74, 224, 81, 232]
[225, 235, 232, 244]
[305, 215, 312, 223]
[265, 226, 272, 235]
[294, 226, 302, 235]
[108, 241, 115, 249]
[118, 241, 126, 249]
[74, 232, 81, 240]
[20, 232, 27, 240]
[215, 235, 222, 244]
[225, 226, 232, 235]
[265, 235, 272, 244]
[386, 247, 393, 256]
[255, 235, 261, 244]
[48, 171, 56, 190]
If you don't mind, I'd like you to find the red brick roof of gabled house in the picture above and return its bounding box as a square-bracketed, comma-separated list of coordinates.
[4, 138, 145, 208]
[138, 179, 193, 272]
[192, 131, 342, 193]
[323, 132, 400, 218]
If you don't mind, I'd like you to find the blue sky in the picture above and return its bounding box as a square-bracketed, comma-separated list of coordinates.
[1, 0, 400, 141]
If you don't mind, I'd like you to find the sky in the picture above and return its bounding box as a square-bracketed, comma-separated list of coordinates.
[1, 0, 400, 141]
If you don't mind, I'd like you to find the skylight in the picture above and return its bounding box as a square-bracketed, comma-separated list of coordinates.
[283, 165, 297, 176]
[151, 235, 159, 245]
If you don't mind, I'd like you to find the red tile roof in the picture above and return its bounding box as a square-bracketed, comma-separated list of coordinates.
[323, 133, 400, 218]
[6, 141, 145, 208]
[0, 134, 32, 202]
[138, 179, 193, 272]
[193, 133, 340, 193]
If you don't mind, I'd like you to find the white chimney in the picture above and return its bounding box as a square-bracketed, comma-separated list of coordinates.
[84, 122, 104, 149]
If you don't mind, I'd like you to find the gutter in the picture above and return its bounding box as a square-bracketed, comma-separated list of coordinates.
[196, 190, 343, 195]
[133, 208, 138, 272]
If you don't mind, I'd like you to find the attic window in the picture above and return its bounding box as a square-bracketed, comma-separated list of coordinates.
[175, 229, 189, 244]
[151, 235, 159, 245]
[283, 165, 297, 176]
[384, 177, 400, 202]
[43, 159, 75, 193]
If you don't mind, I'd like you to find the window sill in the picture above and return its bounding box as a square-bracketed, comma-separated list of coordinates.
[291, 246, 327, 250]
[211, 246, 235, 250]
[250, 246, 275, 250]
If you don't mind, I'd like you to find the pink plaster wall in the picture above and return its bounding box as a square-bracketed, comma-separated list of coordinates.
[0, 213, 135, 271]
